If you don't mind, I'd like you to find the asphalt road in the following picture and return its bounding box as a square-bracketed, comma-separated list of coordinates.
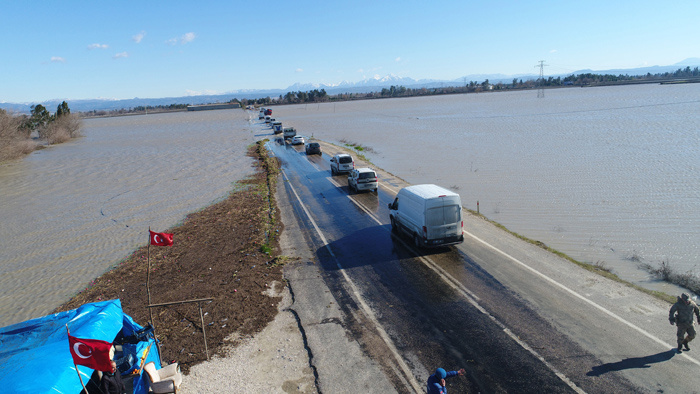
[268, 130, 700, 394]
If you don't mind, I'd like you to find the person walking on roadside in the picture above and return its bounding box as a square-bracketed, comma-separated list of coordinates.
[427, 367, 465, 394]
[669, 293, 700, 353]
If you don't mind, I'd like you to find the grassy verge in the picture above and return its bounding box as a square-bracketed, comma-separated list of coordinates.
[466, 209, 678, 304]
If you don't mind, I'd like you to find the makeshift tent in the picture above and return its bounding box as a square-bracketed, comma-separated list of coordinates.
[0, 299, 161, 393]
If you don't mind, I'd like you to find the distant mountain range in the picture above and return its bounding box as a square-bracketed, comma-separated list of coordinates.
[2, 58, 699, 114]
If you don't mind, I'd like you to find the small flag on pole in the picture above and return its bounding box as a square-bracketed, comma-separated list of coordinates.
[68, 334, 113, 372]
[149, 230, 174, 246]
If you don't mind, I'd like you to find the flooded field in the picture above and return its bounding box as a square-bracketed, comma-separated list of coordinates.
[0, 110, 257, 326]
[1, 83, 698, 326]
[271, 83, 700, 290]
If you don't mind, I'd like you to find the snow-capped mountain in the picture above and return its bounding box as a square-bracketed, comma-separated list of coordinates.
[2, 59, 698, 114]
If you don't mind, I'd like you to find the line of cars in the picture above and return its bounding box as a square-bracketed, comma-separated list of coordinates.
[258, 108, 319, 154]
[258, 108, 463, 248]
[328, 152, 463, 247]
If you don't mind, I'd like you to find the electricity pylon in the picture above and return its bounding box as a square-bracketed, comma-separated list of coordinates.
[536, 60, 548, 98]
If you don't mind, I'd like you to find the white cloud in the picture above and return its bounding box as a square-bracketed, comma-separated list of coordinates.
[550, 49, 557, 53]
[181, 32, 196, 44]
[168, 32, 196, 45]
[133, 31, 146, 43]
[50, 56, 65, 63]
[113, 52, 129, 59]
[395, 57, 401, 62]
[88, 43, 109, 50]
[295, 68, 303, 73]
[357, 68, 364, 73]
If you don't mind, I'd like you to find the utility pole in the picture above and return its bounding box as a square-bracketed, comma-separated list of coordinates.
[535, 60, 548, 98]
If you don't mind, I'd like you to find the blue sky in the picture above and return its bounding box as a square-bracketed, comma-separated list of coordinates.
[1, 0, 698, 103]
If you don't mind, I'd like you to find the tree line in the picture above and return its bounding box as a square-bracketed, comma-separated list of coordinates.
[238, 66, 700, 104]
[73, 65, 700, 116]
[0, 101, 82, 162]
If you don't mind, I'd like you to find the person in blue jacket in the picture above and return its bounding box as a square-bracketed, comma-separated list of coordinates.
[427, 367, 465, 394]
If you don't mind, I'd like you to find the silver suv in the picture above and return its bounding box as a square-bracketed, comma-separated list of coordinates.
[330, 154, 354, 175]
[348, 167, 378, 193]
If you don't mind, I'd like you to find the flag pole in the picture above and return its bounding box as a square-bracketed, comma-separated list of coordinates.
[147, 227, 154, 325]
[66, 325, 89, 394]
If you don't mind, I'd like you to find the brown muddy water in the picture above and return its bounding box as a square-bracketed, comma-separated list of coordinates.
[271, 83, 700, 293]
[1, 83, 698, 327]
[0, 110, 258, 326]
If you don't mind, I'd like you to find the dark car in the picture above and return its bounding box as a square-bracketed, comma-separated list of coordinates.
[305, 142, 321, 155]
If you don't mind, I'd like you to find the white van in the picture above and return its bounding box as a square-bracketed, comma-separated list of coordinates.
[330, 154, 354, 174]
[388, 184, 464, 247]
[348, 167, 378, 193]
[283, 127, 296, 139]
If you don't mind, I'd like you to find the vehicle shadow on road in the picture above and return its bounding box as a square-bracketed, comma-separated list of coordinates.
[586, 350, 677, 376]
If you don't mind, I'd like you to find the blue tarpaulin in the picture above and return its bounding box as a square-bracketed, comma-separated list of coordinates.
[0, 299, 160, 393]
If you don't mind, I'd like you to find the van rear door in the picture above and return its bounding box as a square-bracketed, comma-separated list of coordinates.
[425, 198, 462, 243]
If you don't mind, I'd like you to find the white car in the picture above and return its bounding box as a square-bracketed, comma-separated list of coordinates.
[291, 135, 305, 145]
[330, 154, 354, 174]
[348, 168, 378, 193]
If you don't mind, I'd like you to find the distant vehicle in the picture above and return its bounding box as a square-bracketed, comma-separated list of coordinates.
[258, 113, 264, 119]
[305, 142, 321, 155]
[330, 154, 354, 175]
[268, 118, 276, 126]
[283, 127, 297, 139]
[348, 167, 378, 193]
[265, 116, 271, 123]
[291, 135, 305, 145]
[388, 184, 464, 248]
[264, 109, 272, 116]
[272, 121, 282, 133]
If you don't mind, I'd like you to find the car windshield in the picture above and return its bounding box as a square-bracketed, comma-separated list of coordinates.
[358, 172, 376, 179]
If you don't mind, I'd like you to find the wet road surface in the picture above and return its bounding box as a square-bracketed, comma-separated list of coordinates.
[267, 131, 694, 393]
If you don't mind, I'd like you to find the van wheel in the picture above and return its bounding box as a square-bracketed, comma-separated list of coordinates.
[413, 234, 421, 248]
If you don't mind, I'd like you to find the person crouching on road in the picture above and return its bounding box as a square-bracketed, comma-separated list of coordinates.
[427, 367, 465, 394]
[669, 292, 700, 353]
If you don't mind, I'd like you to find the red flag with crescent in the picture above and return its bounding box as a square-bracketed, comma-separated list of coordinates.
[149, 230, 174, 246]
[68, 334, 113, 371]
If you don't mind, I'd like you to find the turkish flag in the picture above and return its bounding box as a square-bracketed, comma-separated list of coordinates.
[68, 334, 113, 372]
[150, 230, 174, 246]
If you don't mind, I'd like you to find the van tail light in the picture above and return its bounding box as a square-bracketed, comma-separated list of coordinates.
[422, 226, 427, 239]
[461, 221, 464, 232]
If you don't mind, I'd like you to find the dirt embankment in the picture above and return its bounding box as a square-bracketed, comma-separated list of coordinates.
[55, 140, 285, 373]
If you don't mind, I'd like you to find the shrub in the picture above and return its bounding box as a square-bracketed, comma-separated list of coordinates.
[0, 110, 34, 161]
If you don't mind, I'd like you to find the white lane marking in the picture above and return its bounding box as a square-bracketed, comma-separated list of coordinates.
[322, 176, 585, 392]
[282, 169, 424, 394]
[464, 230, 700, 367]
